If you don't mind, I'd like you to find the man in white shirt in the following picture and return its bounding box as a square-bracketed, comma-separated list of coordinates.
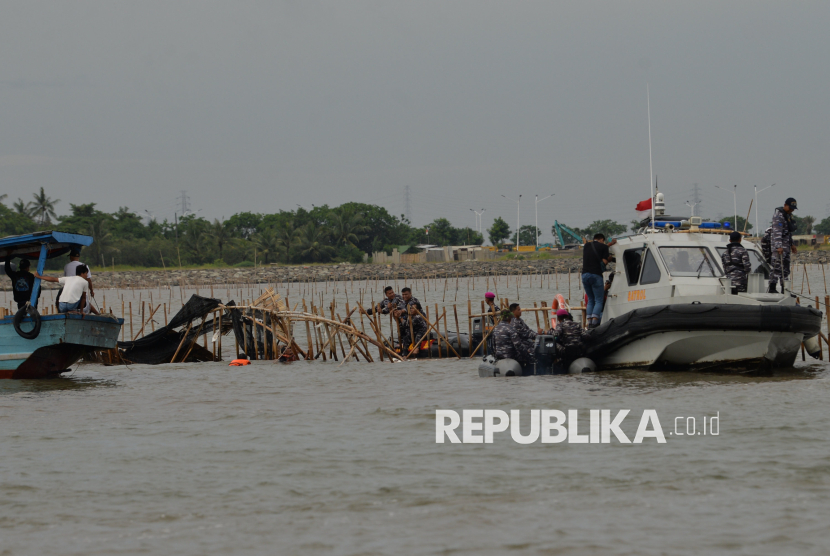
[64, 249, 94, 313]
[35, 265, 97, 314]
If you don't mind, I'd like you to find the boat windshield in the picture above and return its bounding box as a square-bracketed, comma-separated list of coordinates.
[715, 247, 770, 278]
[658, 246, 722, 277]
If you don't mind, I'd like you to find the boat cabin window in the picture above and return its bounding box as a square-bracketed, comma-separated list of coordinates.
[622, 248, 644, 285]
[715, 247, 770, 279]
[640, 249, 662, 284]
[658, 247, 722, 277]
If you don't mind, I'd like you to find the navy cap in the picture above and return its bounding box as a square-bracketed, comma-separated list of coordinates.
[785, 197, 798, 210]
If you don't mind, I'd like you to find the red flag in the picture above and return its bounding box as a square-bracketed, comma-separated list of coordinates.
[635, 198, 652, 212]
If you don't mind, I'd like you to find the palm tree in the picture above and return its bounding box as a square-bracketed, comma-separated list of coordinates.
[208, 219, 231, 259]
[330, 210, 368, 248]
[28, 187, 60, 227]
[275, 221, 300, 263]
[88, 218, 113, 266]
[801, 215, 816, 235]
[0, 194, 7, 204]
[182, 220, 211, 264]
[13, 198, 32, 217]
[298, 222, 336, 262]
[252, 227, 282, 264]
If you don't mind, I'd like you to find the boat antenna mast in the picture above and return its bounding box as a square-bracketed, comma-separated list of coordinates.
[647, 84, 655, 232]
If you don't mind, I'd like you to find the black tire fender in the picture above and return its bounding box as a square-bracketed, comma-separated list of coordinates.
[13, 303, 42, 340]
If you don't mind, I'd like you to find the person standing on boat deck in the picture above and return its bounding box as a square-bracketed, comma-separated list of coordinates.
[493, 310, 534, 363]
[35, 265, 94, 313]
[64, 249, 94, 314]
[760, 227, 773, 264]
[509, 303, 544, 347]
[4, 257, 39, 310]
[581, 233, 617, 329]
[721, 232, 752, 293]
[768, 198, 798, 293]
[364, 286, 403, 315]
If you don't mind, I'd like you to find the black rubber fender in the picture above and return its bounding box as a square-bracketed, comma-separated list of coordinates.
[585, 303, 822, 360]
[13, 303, 41, 340]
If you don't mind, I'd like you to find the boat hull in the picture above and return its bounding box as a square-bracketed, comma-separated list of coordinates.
[598, 330, 804, 370]
[589, 304, 822, 370]
[0, 314, 123, 379]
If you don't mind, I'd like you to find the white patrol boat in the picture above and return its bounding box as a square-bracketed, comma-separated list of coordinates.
[586, 193, 822, 370]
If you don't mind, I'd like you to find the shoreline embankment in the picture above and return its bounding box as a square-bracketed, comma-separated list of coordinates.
[7, 250, 828, 290]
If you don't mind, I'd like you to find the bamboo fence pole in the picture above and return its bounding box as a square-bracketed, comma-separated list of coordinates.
[302, 299, 313, 358]
[181, 317, 207, 362]
[443, 307, 449, 358]
[356, 306, 373, 361]
[212, 310, 217, 361]
[435, 303, 441, 359]
[408, 308, 460, 359]
[334, 312, 350, 360]
[467, 300, 473, 356]
[243, 309, 249, 358]
[170, 321, 193, 363]
[132, 304, 160, 341]
[453, 304, 461, 351]
[357, 302, 397, 361]
[469, 318, 499, 358]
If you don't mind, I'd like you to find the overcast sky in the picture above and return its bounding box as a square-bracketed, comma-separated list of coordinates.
[2, 1, 828, 241]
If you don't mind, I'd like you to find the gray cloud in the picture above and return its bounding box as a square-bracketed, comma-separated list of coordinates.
[1, 1, 828, 240]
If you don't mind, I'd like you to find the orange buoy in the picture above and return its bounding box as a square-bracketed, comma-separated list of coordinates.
[229, 358, 251, 366]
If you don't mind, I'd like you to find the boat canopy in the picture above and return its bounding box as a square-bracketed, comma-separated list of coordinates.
[0, 231, 93, 261]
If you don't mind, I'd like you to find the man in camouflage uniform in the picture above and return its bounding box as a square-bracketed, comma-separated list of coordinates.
[399, 300, 429, 355]
[365, 285, 403, 315]
[768, 198, 798, 293]
[399, 287, 423, 315]
[509, 303, 544, 354]
[721, 231, 752, 293]
[550, 309, 591, 364]
[493, 310, 534, 363]
[760, 227, 772, 264]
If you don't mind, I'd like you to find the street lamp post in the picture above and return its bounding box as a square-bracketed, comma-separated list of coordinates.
[469, 208, 486, 236]
[502, 194, 522, 249]
[715, 185, 738, 229]
[685, 201, 699, 217]
[754, 184, 774, 236]
[534, 194, 553, 249]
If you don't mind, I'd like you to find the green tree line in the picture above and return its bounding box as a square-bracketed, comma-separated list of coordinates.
[0, 190, 484, 268]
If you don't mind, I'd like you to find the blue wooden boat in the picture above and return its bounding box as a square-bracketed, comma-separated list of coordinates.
[0, 231, 123, 379]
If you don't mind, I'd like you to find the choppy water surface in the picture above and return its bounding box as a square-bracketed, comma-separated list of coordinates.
[2, 358, 830, 556]
[2, 268, 830, 554]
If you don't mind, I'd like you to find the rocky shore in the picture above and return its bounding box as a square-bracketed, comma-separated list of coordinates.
[6, 250, 828, 290]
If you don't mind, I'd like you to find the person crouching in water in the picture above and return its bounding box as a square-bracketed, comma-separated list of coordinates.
[721, 231, 752, 294]
[493, 309, 534, 364]
[400, 302, 428, 356]
[35, 264, 97, 314]
[550, 309, 590, 366]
